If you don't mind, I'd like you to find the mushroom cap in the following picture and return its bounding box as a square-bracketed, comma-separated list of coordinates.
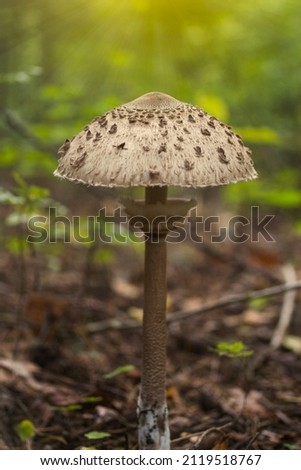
[54, 92, 257, 187]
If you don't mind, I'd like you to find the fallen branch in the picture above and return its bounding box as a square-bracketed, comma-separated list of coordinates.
[86, 279, 301, 332]
[167, 279, 301, 323]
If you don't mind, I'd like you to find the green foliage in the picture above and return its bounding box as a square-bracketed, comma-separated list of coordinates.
[80, 396, 103, 404]
[55, 404, 83, 412]
[225, 169, 301, 209]
[84, 431, 111, 440]
[0, 175, 67, 259]
[194, 94, 229, 122]
[16, 419, 36, 442]
[212, 341, 254, 358]
[248, 297, 270, 310]
[1, 0, 301, 213]
[103, 364, 135, 379]
[0, 175, 117, 276]
[5, 236, 27, 255]
[93, 248, 115, 264]
[0, 174, 64, 225]
[54, 396, 103, 412]
[0, 141, 54, 177]
[235, 126, 281, 145]
[283, 443, 301, 450]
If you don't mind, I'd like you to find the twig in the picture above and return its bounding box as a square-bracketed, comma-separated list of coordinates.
[270, 264, 297, 349]
[168, 279, 301, 324]
[245, 431, 260, 450]
[86, 317, 138, 333]
[86, 279, 301, 333]
[171, 422, 232, 446]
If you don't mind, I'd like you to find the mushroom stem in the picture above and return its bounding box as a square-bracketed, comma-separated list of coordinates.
[137, 185, 170, 450]
[145, 185, 168, 205]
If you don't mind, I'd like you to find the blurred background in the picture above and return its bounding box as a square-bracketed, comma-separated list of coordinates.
[1, 0, 301, 210]
[1, 0, 301, 450]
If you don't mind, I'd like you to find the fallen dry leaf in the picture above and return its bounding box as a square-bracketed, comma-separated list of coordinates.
[111, 277, 140, 299]
[221, 388, 268, 417]
[0, 358, 43, 391]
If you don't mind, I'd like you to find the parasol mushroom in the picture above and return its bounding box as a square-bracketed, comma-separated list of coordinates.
[54, 91, 257, 450]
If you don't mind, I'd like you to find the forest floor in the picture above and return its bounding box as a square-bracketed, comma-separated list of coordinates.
[0, 187, 301, 451]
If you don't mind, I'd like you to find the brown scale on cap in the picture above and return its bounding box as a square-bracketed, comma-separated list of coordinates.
[93, 132, 102, 142]
[99, 119, 108, 128]
[114, 142, 127, 151]
[184, 160, 194, 171]
[188, 115, 196, 123]
[108, 124, 117, 134]
[54, 91, 257, 187]
[70, 152, 87, 169]
[217, 147, 229, 164]
[158, 143, 167, 154]
[58, 139, 70, 157]
[194, 146, 203, 157]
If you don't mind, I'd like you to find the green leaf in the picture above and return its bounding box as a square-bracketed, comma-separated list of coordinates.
[283, 443, 301, 450]
[0, 146, 19, 167]
[103, 364, 135, 379]
[94, 248, 114, 264]
[27, 185, 50, 202]
[248, 297, 270, 310]
[84, 431, 111, 440]
[6, 237, 29, 255]
[54, 397, 103, 412]
[80, 396, 103, 404]
[17, 419, 36, 441]
[55, 404, 83, 412]
[212, 341, 254, 358]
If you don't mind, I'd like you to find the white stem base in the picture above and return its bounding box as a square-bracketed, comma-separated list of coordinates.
[137, 396, 170, 449]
